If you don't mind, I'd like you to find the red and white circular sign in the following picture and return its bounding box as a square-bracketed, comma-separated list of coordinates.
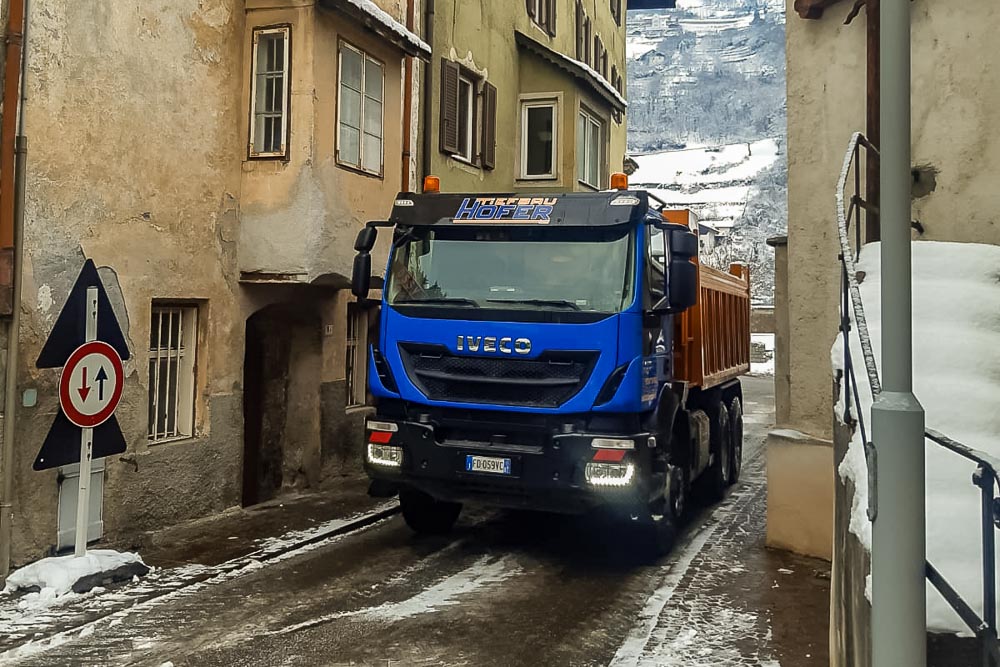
[58, 341, 124, 428]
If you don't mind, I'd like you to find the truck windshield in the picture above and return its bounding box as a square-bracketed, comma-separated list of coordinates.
[387, 226, 634, 314]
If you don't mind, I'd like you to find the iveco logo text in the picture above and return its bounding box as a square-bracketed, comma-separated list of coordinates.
[456, 336, 531, 355]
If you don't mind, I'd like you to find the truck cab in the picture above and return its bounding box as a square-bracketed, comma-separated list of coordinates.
[352, 177, 750, 553]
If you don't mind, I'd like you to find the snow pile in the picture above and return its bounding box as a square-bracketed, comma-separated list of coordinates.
[750, 333, 775, 376]
[3, 550, 145, 597]
[833, 240, 1000, 633]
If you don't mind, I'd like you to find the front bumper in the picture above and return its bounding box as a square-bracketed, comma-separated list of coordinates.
[364, 417, 656, 515]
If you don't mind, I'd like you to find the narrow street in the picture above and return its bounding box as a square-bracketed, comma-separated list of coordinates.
[0, 376, 829, 667]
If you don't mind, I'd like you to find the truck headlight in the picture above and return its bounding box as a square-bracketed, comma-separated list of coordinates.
[367, 443, 403, 467]
[585, 461, 635, 487]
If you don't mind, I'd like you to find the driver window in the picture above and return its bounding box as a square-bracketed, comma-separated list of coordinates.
[648, 225, 666, 268]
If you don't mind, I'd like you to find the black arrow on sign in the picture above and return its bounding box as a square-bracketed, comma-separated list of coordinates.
[95, 366, 108, 401]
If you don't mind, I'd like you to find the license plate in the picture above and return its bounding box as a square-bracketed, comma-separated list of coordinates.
[465, 454, 512, 475]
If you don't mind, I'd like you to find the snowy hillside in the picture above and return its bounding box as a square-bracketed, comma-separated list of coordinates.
[626, 0, 787, 303]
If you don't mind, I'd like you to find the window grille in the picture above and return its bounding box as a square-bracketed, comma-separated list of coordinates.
[250, 26, 290, 157]
[148, 305, 197, 442]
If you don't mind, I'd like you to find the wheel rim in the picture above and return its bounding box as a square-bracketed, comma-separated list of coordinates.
[671, 467, 685, 518]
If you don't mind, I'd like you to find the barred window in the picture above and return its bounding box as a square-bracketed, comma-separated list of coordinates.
[249, 26, 290, 158]
[345, 304, 367, 407]
[148, 305, 198, 442]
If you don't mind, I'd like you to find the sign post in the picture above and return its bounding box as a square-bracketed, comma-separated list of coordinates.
[75, 288, 97, 556]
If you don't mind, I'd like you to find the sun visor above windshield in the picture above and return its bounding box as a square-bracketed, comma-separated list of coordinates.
[388, 191, 648, 227]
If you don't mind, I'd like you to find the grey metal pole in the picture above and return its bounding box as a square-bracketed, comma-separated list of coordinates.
[871, 0, 926, 663]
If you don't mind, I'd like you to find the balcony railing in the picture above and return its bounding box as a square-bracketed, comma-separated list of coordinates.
[836, 131, 1000, 666]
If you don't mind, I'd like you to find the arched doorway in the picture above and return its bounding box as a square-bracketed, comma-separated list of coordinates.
[242, 303, 322, 507]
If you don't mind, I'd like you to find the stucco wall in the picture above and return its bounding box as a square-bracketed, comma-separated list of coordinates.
[9, 0, 245, 563]
[239, 2, 405, 285]
[785, 0, 1000, 439]
[426, 0, 627, 194]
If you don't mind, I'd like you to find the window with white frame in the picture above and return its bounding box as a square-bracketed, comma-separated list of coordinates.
[521, 99, 557, 179]
[148, 305, 198, 443]
[249, 26, 290, 158]
[577, 108, 604, 189]
[456, 74, 475, 162]
[345, 304, 367, 407]
[338, 42, 385, 175]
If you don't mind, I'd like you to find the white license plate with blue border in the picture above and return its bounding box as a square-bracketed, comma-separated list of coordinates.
[465, 454, 512, 475]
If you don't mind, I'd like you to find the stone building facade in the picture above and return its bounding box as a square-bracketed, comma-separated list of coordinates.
[772, 0, 1000, 560]
[0, 0, 426, 568]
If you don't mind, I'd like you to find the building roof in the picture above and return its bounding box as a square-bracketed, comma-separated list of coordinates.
[319, 0, 431, 60]
[514, 31, 627, 114]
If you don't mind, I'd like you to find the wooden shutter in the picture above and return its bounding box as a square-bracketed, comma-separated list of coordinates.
[547, 0, 557, 36]
[439, 60, 460, 154]
[526, 0, 535, 18]
[575, 2, 583, 59]
[481, 82, 497, 170]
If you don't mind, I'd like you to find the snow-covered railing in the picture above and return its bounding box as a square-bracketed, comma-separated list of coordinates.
[836, 133, 1000, 664]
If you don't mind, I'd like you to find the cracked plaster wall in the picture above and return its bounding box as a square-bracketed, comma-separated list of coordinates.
[8, 0, 245, 563]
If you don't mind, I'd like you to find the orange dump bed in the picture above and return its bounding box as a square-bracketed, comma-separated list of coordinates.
[664, 210, 751, 390]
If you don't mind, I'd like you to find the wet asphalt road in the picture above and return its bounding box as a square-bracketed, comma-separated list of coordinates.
[4, 376, 829, 667]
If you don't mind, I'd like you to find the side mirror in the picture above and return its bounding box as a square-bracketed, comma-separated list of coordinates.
[352, 252, 372, 299]
[355, 226, 377, 252]
[653, 223, 698, 313]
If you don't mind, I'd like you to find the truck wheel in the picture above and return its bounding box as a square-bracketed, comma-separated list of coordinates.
[399, 488, 462, 535]
[705, 401, 731, 501]
[728, 397, 743, 484]
[637, 465, 686, 558]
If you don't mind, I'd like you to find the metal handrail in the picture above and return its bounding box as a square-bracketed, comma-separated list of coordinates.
[836, 133, 1000, 665]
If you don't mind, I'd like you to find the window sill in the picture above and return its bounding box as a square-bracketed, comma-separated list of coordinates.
[336, 160, 385, 180]
[517, 174, 559, 181]
[449, 154, 477, 167]
[346, 404, 374, 414]
[148, 434, 197, 447]
[577, 180, 600, 191]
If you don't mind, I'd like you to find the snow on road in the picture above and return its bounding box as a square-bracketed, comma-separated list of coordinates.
[834, 240, 1000, 634]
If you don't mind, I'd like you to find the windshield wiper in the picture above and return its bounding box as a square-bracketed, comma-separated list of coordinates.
[485, 298, 581, 311]
[395, 297, 480, 307]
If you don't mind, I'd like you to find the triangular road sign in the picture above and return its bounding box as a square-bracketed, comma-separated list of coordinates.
[32, 411, 127, 471]
[36, 259, 130, 369]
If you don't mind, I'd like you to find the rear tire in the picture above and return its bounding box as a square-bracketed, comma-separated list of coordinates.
[728, 397, 744, 484]
[399, 488, 462, 535]
[705, 401, 731, 501]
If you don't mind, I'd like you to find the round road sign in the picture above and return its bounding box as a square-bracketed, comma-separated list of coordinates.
[59, 341, 124, 428]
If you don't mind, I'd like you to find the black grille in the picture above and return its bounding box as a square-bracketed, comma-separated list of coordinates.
[399, 344, 598, 408]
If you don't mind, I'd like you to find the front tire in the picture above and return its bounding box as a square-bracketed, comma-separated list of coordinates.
[399, 488, 462, 535]
[636, 465, 686, 558]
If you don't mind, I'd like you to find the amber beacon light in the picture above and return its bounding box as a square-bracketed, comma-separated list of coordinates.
[610, 172, 628, 190]
[423, 175, 441, 193]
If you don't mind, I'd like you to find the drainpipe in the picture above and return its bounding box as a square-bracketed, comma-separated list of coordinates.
[401, 0, 415, 191]
[420, 0, 434, 183]
[870, 0, 926, 663]
[0, 0, 28, 586]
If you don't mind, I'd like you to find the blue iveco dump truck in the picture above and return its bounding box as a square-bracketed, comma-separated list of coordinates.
[351, 174, 751, 552]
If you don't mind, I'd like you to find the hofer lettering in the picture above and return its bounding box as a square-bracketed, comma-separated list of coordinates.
[454, 197, 557, 223]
